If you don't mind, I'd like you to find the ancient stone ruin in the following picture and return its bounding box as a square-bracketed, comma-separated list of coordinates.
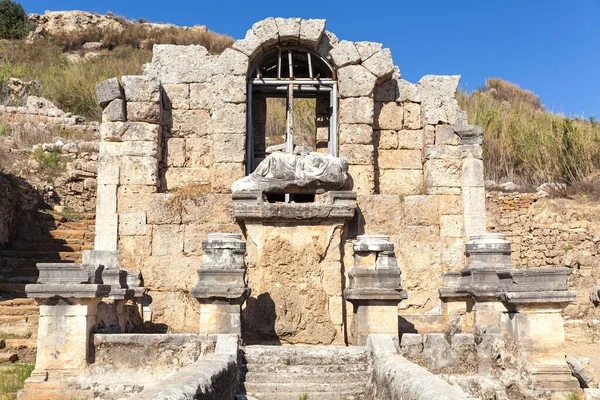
[17, 17, 595, 400]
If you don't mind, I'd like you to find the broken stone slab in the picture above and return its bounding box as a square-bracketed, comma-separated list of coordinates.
[567, 355, 600, 388]
[95, 78, 123, 108]
[400, 333, 424, 358]
[36, 263, 96, 285]
[231, 151, 348, 193]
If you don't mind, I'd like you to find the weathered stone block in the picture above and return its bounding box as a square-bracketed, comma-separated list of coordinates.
[122, 75, 160, 103]
[166, 138, 185, 167]
[348, 165, 375, 195]
[375, 102, 403, 130]
[152, 45, 213, 84]
[339, 124, 373, 145]
[424, 125, 435, 145]
[100, 141, 159, 158]
[417, 75, 465, 125]
[355, 41, 382, 61]
[398, 129, 425, 149]
[252, 17, 279, 48]
[212, 163, 246, 193]
[145, 193, 182, 224]
[275, 17, 301, 42]
[339, 144, 374, 165]
[96, 183, 117, 215]
[216, 48, 249, 76]
[440, 215, 463, 238]
[95, 77, 123, 107]
[212, 102, 246, 134]
[97, 157, 120, 185]
[403, 195, 440, 226]
[339, 97, 374, 124]
[424, 145, 460, 159]
[329, 40, 361, 68]
[403, 102, 422, 130]
[435, 125, 460, 145]
[232, 29, 263, 58]
[186, 137, 212, 167]
[376, 130, 397, 149]
[362, 48, 394, 83]
[152, 225, 184, 257]
[164, 167, 211, 190]
[400, 333, 424, 358]
[378, 149, 422, 170]
[119, 212, 147, 236]
[119, 156, 158, 186]
[189, 83, 213, 111]
[171, 109, 211, 137]
[338, 65, 377, 98]
[181, 194, 233, 225]
[162, 84, 190, 110]
[212, 75, 246, 103]
[299, 19, 326, 49]
[213, 134, 245, 163]
[328, 296, 344, 325]
[436, 194, 462, 215]
[102, 99, 126, 122]
[379, 169, 424, 196]
[119, 235, 152, 270]
[95, 212, 118, 251]
[424, 159, 461, 188]
[126, 102, 161, 123]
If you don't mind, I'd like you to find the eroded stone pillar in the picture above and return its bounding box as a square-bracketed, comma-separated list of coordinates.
[191, 233, 250, 335]
[345, 235, 407, 345]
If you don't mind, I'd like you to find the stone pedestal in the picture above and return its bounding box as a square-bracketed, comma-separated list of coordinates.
[440, 233, 580, 392]
[191, 233, 250, 335]
[345, 235, 407, 345]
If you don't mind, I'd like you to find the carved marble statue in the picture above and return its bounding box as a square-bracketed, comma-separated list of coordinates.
[231, 151, 348, 193]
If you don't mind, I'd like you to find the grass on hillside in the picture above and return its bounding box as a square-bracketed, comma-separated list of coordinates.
[0, 363, 34, 400]
[0, 23, 233, 121]
[458, 78, 600, 186]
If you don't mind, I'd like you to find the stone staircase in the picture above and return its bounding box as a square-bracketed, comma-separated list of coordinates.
[237, 345, 374, 400]
[0, 210, 95, 363]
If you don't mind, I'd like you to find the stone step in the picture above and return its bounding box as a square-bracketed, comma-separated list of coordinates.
[240, 391, 368, 400]
[46, 230, 88, 240]
[242, 346, 369, 365]
[19, 382, 93, 400]
[243, 381, 369, 397]
[55, 221, 95, 231]
[0, 352, 18, 363]
[0, 305, 39, 316]
[242, 371, 370, 385]
[10, 242, 84, 252]
[4, 338, 36, 349]
[242, 362, 370, 374]
[0, 298, 36, 306]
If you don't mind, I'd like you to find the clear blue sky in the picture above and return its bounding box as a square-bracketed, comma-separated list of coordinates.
[20, 0, 600, 118]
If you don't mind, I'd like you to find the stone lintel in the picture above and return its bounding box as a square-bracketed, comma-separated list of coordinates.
[26, 284, 111, 299]
[232, 190, 357, 221]
[499, 290, 577, 308]
[36, 263, 95, 285]
[454, 124, 483, 145]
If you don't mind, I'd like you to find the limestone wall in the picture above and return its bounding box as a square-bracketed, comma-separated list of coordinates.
[486, 192, 600, 344]
[95, 18, 486, 337]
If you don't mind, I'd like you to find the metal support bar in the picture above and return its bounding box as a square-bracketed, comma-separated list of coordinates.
[307, 52, 313, 79]
[329, 83, 338, 157]
[251, 79, 337, 85]
[287, 48, 293, 79]
[246, 83, 254, 174]
[277, 48, 282, 79]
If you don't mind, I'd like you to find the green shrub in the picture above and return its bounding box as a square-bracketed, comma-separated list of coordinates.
[0, 0, 33, 39]
[31, 147, 65, 183]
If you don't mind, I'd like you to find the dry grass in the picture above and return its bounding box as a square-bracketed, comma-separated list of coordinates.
[164, 183, 210, 213]
[0, 21, 233, 121]
[458, 79, 600, 186]
[0, 363, 34, 400]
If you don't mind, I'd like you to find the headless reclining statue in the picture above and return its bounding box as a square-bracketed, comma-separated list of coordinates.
[232, 148, 348, 193]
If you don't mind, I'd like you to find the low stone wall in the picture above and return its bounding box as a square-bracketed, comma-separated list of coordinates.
[368, 334, 476, 400]
[93, 333, 216, 369]
[486, 192, 600, 344]
[129, 334, 239, 400]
